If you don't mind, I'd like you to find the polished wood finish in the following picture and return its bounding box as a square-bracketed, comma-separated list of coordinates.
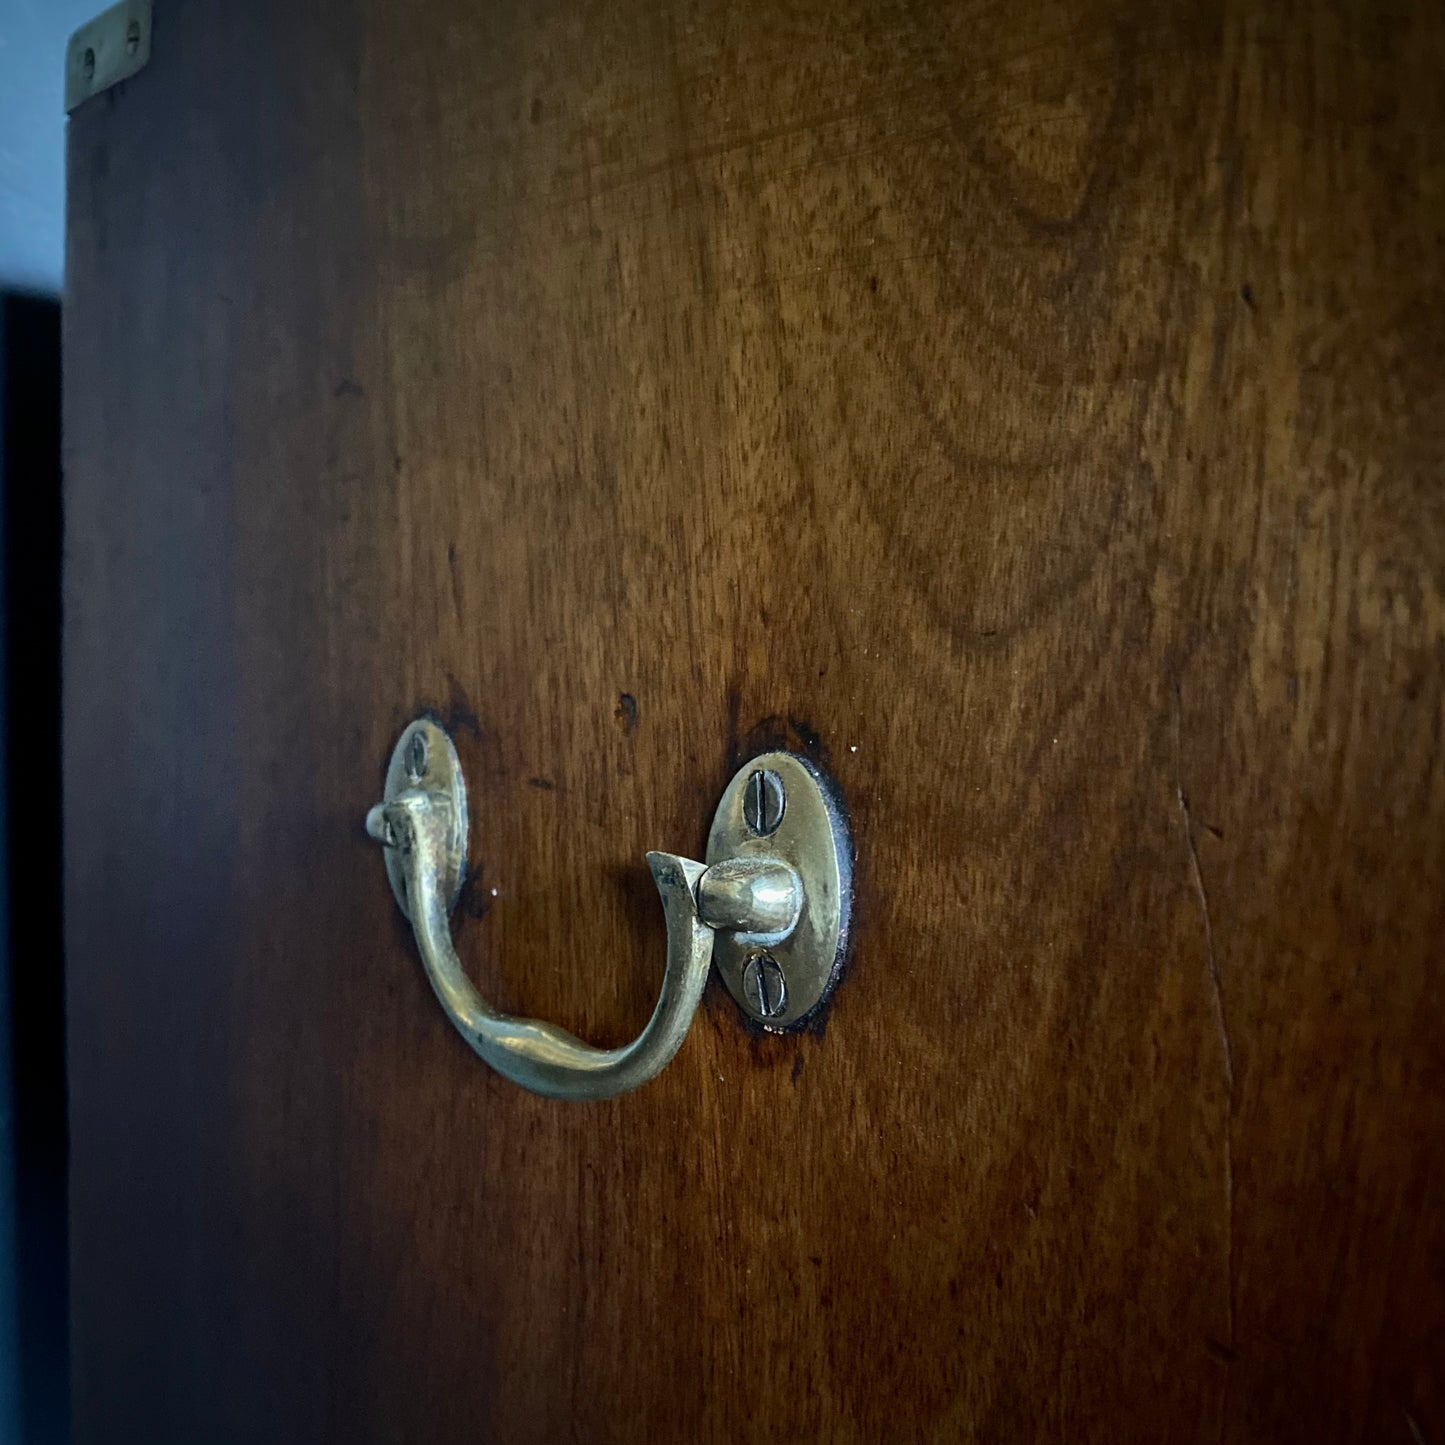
[64, 1, 1445, 1439]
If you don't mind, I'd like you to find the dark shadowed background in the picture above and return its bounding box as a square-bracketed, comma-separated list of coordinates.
[2, 3, 97, 1440]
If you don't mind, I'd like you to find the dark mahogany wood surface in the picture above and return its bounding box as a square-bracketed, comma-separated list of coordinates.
[64, 0, 1444, 1439]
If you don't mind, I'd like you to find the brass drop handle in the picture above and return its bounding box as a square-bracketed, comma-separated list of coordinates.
[366, 718, 850, 1100]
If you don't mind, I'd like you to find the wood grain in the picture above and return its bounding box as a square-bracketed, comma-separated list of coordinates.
[64, 0, 1445, 1440]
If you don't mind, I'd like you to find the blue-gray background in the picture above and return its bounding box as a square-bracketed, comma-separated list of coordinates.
[2, 0, 93, 292]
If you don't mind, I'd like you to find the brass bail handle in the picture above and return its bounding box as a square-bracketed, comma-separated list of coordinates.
[367, 717, 851, 1099]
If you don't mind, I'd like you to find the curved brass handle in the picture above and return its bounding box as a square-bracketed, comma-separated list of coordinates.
[366, 719, 805, 1100]
[373, 788, 715, 1098]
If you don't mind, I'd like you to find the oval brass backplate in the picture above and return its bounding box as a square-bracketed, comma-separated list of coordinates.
[707, 751, 852, 1030]
[374, 718, 468, 921]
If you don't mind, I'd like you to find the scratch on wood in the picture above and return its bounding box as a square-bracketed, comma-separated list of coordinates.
[1177, 789, 1233, 1090]
[1172, 682, 1236, 1403]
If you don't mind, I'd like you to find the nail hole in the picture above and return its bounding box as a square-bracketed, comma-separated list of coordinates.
[82, 46, 95, 81]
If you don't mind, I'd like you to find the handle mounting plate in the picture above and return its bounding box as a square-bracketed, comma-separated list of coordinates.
[707, 752, 852, 1031]
[370, 718, 468, 920]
